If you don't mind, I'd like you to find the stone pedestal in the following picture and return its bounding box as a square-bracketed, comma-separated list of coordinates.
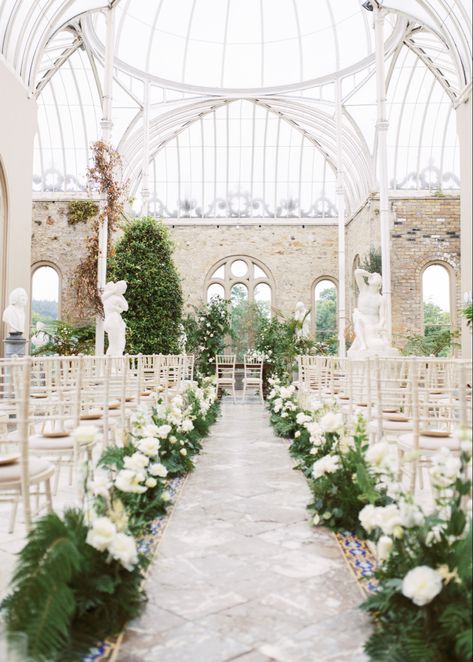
[4, 331, 28, 358]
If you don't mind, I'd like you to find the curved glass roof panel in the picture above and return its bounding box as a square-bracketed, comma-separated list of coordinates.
[90, 0, 394, 90]
[133, 100, 338, 219]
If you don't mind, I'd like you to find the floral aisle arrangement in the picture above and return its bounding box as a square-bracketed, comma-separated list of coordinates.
[1, 379, 218, 662]
[360, 444, 472, 662]
[267, 377, 391, 536]
[267, 376, 472, 661]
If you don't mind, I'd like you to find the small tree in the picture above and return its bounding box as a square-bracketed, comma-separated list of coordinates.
[108, 217, 183, 354]
[361, 246, 382, 275]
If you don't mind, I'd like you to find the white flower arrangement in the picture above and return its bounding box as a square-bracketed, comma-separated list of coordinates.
[401, 566, 443, 606]
[312, 454, 341, 480]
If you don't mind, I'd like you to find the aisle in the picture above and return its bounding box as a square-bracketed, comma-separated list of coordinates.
[118, 398, 371, 662]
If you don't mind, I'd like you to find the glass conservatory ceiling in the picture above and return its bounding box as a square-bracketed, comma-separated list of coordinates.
[0, 0, 470, 215]
[88, 0, 398, 91]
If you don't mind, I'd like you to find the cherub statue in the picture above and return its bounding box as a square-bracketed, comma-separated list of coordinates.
[102, 280, 128, 356]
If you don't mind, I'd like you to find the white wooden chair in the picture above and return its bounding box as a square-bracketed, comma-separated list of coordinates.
[215, 355, 236, 403]
[242, 354, 264, 403]
[0, 358, 54, 533]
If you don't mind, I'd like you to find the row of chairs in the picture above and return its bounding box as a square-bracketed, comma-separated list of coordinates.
[297, 355, 472, 492]
[215, 354, 264, 403]
[0, 354, 194, 533]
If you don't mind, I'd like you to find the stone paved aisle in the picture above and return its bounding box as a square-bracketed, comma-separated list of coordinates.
[117, 398, 371, 662]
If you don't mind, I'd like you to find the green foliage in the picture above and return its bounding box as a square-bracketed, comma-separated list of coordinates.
[361, 246, 382, 275]
[463, 304, 473, 327]
[108, 217, 183, 354]
[1, 510, 145, 661]
[315, 287, 338, 353]
[182, 297, 232, 376]
[230, 298, 268, 361]
[256, 312, 329, 378]
[67, 200, 99, 226]
[31, 300, 59, 322]
[31, 320, 95, 356]
[403, 303, 458, 356]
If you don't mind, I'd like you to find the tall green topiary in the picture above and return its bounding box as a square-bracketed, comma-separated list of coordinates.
[108, 217, 183, 354]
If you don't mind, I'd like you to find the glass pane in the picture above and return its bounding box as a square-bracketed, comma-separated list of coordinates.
[422, 265, 451, 336]
[231, 260, 248, 278]
[31, 266, 59, 323]
[254, 283, 272, 319]
[254, 264, 268, 279]
[231, 283, 248, 307]
[315, 280, 337, 342]
[207, 283, 225, 302]
[211, 265, 225, 279]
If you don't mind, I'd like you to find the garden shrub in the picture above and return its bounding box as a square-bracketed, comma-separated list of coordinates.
[109, 217, 183, 354]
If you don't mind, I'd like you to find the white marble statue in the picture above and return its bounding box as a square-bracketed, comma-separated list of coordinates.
[102, 280, 128, 356]
[348, 269, 398, 358]
[31, 321, 49, 349]
[2, 288, 28, 335]
[294, 301, 311, 339]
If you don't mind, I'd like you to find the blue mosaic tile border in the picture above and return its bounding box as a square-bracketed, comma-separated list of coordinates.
[84, 476, 186, 661]
[335, 531, 378, 594]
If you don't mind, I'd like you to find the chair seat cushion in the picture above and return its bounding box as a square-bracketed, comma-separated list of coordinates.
[398, 432, 460, 451]
[367, 420, 413, 433]
[29, 434, 75, 451]
[0, 457, 54, 484]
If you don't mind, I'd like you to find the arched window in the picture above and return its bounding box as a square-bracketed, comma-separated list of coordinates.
[314, 279, 337, 343]
[422, 263, 452, 336]
[31, 264, 60, 323]
[205, 256, 273, 317]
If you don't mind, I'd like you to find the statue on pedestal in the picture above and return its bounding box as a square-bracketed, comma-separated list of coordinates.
[348, 269, 398, 359]
[294, 301, 311, 339]
[102, 281, 128, 356]
[3, 288, 28, 335]
[3, 287, 29, 357]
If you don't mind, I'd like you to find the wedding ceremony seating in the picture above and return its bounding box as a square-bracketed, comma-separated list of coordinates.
[242, 353, 264, 403]
[215, 354, 237, 403]
[297, 355, 472, 494]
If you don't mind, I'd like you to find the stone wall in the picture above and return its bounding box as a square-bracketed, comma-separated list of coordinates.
[168, 221, 339, 318]
[31, 200, 97, 323]
[345, 194, 461, 345]
[31, 195, 461, 348]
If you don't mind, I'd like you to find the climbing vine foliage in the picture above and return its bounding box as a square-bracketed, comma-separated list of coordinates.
[73, 141, 128, 316]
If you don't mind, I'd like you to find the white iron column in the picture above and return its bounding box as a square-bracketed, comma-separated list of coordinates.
[96, 4, 115, 355]
[374, 6, 392, 342]
[141, 80, 151, 217]
[336, 78, 346, 357]
[456, 94, 472, 359]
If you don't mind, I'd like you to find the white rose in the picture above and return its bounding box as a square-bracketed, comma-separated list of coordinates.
[378, 504, 403, 537]
[90, 472, 111, 499]
[296, 412, 311, 425]
[281, 412, 288, 418]
[145, 477, 157, 488]
[181, 419, 194, 432]
[124, 452, 150, 472]
[73, 425, 98, 444]
[402, 566, 443, 606]
[319, 412, 344, 435]
[108, 533, 139, 571]
[162, 491, 171, 502]
[142, 424, 160, 437]
[155, 424, 173, 439]
[149, 463, 168, 478]
[399, 501, 425, 528]
[377, 536, 393, 563]
[86, 517, 116, 552]
[180, 448, 188, 456]
[359, 504, 380, 534]
[295, 430, 301, 438]
[312, 454, 340, 480]
[115, 469, 147, 494]
[137, 437, 161, 457]
[366, 442, 390, 468]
